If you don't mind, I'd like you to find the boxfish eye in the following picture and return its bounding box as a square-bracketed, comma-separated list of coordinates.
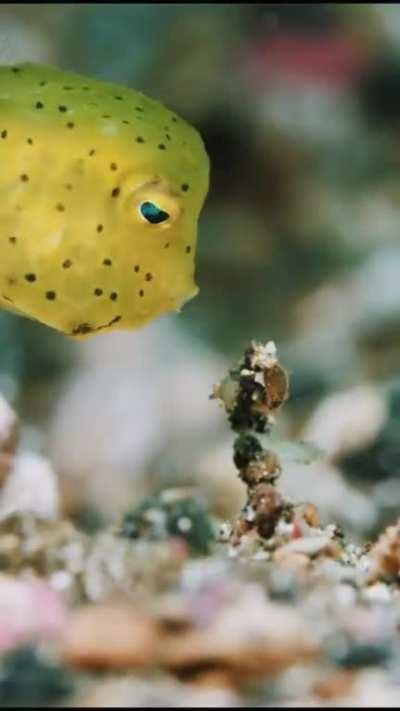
[139, 201, 170, 224]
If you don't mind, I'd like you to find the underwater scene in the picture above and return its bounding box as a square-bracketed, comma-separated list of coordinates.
[2, 2, 400, 707]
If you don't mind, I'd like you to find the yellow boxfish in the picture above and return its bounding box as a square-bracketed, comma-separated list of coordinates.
[0, 63, 209, 338]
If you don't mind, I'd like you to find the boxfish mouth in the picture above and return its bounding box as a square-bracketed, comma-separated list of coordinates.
[70, 314, 122, 337]
[69, 280, 199, 337]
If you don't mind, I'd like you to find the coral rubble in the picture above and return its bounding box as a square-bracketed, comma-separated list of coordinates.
[0, 342, 399, 706]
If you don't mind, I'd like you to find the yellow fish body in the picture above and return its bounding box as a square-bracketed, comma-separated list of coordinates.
[0, 63, 209, 338]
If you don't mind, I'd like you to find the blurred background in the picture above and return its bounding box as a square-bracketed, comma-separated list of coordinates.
[2, 2, 400, 539]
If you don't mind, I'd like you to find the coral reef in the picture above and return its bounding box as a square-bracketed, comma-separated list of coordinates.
[0, 342, 400, 707]
[0, 341, 399, 707]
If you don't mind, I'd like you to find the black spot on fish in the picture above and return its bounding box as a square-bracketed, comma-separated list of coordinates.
[46, 291, 56, 301]
[25, 273, 36, 282]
